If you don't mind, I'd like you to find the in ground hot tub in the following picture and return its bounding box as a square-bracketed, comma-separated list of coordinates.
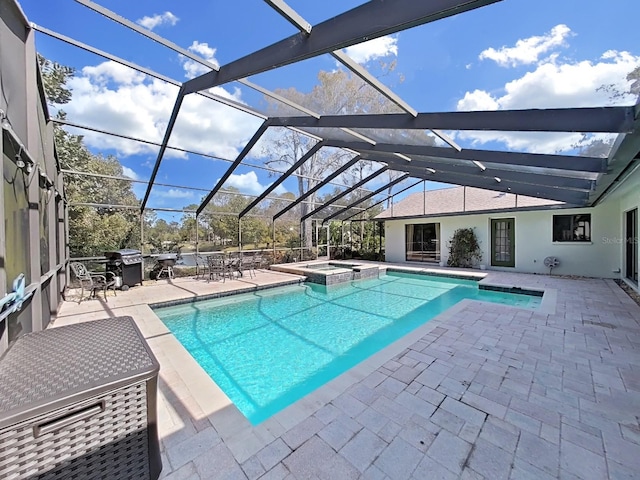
[270, 261, 381, 285]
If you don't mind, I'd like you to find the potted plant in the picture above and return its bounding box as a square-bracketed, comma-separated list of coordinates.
[447, 228, 482, 268]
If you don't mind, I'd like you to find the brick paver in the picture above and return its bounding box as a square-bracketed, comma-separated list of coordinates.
[55, 267, 640, 479]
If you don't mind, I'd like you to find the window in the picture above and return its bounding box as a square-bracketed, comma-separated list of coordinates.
[406, 223, 440, 262]
[552, 214, 591, 242]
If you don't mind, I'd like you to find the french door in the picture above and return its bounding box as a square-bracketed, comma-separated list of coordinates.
[491, 218, 515, 267]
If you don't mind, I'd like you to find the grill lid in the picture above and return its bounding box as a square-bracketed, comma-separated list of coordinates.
[121, 255, 143, 265]
[104, 249, 141, 258]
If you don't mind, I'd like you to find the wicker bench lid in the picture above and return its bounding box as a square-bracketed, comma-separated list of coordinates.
[0, 316, 159, 427]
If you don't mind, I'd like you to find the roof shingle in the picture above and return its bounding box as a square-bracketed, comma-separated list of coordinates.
[375, 186, 563, 219]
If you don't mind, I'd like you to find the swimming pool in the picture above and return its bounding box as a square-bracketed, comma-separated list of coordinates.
[154, 271, 540, 424]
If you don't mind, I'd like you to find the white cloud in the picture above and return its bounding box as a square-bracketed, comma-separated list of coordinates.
[343, 36, 398, 64]
[456, 49, 640, 153]
[450, 130, 586, 155]
[224, 171, 287, 196]
[156, 188, 194, 199]
[121, 166, 140, 180]
[82, 61, 146, 85]
[136, 11, 179, 30]
[457, 89, 499, 111]
[62, 60, 262, 161]
[273, 184, 287, 195]
[479, 24, 572, 67]
[188, 41, 216, 58]
[182, 41, 219, 79]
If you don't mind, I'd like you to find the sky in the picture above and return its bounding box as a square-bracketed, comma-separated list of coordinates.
[17, 0, 640, 219]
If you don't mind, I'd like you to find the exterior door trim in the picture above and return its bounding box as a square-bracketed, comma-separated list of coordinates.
[491, 218, 515, 267]
[626, 208, 638, 284]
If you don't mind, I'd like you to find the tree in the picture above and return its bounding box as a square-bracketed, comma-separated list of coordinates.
[261, 66, 423, 247]
[578, 65, 640, 158]
[40, 56, 141, 256]
[628, 65, 640, 98]
[38, 55, 74, 105]
[261, 126, 347, 247]
[598, 65, 640, 102]
[179, 213, 201, 244]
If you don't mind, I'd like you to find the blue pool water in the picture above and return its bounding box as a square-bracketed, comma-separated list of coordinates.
[154, 272, 540, 424]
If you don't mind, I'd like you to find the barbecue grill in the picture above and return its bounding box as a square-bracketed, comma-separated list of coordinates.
[153, 254, 177, 280]
[105, 249, 143, 290]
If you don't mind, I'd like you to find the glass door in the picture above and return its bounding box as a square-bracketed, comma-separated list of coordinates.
[626, 209, 638, 283]
[491, 218, 515, 267]
[405, 223, 440, 263]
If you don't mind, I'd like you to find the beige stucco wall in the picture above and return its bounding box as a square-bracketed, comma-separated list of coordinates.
[384, 201, 623, 278]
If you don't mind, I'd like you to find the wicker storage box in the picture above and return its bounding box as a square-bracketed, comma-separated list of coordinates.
[0, 317, 161, 479]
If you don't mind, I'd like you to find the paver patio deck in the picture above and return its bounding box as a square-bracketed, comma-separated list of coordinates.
[52, 264, 640, 479]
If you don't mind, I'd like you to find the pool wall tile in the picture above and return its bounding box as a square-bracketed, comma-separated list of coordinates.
[271, 261, 381, 286]
[385, 267, 484, 282]
[149, 278, 304, 309]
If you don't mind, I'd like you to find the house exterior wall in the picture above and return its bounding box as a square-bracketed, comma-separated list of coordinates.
[384, 201, 622, 278]
[614, 165, 640, 289]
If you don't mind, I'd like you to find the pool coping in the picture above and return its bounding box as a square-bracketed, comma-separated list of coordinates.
[384, 266, 555, 315]
[144, 266, 557, 463]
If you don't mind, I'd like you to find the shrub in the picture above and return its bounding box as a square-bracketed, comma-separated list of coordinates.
[447, 228, 482, 268]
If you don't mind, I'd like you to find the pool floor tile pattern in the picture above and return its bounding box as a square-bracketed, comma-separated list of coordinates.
[52, 265, 640, 479]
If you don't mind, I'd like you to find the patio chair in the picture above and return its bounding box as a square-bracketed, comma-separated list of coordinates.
[207, 254, 227, 283]
[251, 253, 267, 275]
[69, 261, 117, 303]
[194, 254, 209, 280]
[241, 253, 256, 278]
[225, 253, 243, 279]
[258, 252, 272, 269]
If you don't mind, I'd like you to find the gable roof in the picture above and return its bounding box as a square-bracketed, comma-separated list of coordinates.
[375, 186, 565, 220]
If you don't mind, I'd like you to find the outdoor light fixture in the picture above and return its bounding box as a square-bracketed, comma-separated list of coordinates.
[494, 177, 502, 183]
[0, 109, 10, 130]
[15, 145, 26, 170]
[394, 153, 412, 162]
[12, 145, 35, 174]
[425, 168, 436, 174]
[472, 160, 486, 171]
